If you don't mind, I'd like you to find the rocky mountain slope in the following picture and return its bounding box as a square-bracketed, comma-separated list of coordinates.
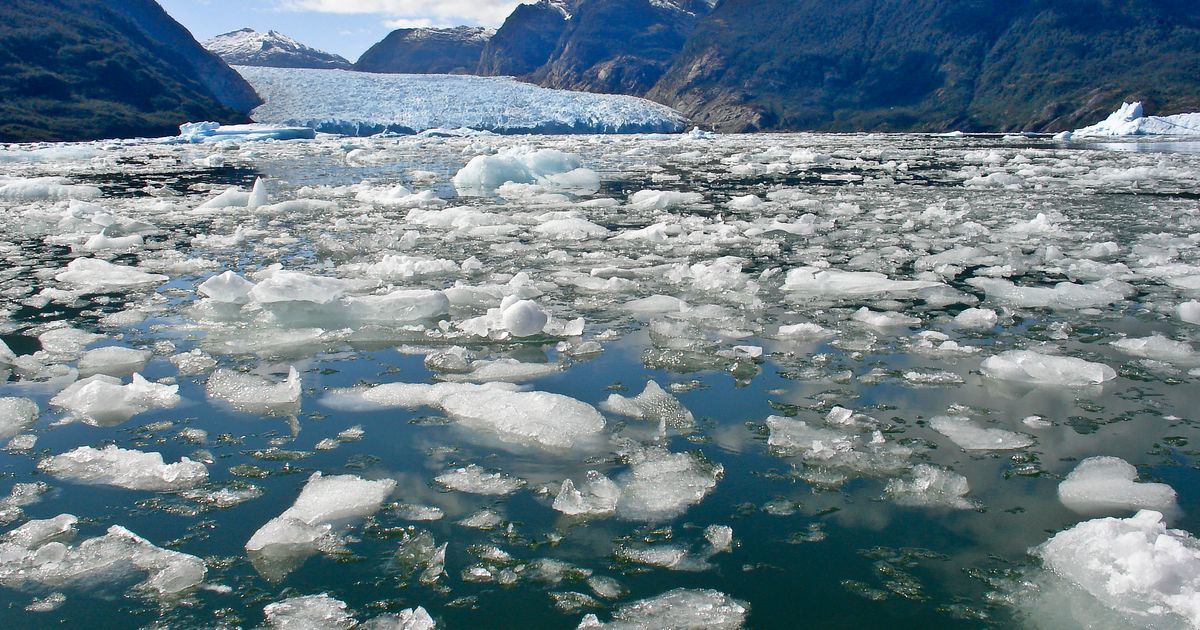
[205, 29, 351, 70]
[648, 0, 1200, 132]
[528, 0, 714, 96]
[0, 0, 258, 142]
[477, 0, 572, 77]
[355, 27, 493, 75]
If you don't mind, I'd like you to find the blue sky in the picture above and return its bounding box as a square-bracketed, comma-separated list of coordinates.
[159, 0, 523, 62]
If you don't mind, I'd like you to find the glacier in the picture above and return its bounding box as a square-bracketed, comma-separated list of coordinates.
[234, 66, 688, 136]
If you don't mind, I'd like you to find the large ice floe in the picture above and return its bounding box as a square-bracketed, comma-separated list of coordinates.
[1057, 456, 1178, 517]
[0, 515, 206, 597]
[235, 66, 687, 135]
[1029, 511, 1200, 629]
[246, 472, 396, 581]
[1073, 102, 1200, 137]
[39, 445, 208, 491]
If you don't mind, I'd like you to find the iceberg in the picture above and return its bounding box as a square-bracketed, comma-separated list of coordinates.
[234, 66, 687, 136]
[172, 121, 316, 143]
[1073, 102, 1200, 137]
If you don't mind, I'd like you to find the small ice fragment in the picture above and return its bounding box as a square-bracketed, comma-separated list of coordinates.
[577, 588, 747, 629]
[953, 308, 999, 329]
[435, 465, 524, 495]
[206, 366, 301, 415]
[553, 471, 620, 517]
[500, 299, 549, 337]
[50, 374, 180, 425]
[930, 416, 1034, 451]
[198, 271, 256, 304]
[76, 346, 151, 377]
[981, 350, 1116, 386]
[1058, 456, 1178, 516]
[0, 398, 38, 441]
[263, 594, 357, 630]
[39, 445, 207, 491]
[885, 464, 974, 509]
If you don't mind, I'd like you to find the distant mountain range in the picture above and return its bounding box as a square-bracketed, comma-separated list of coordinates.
[204, 29, 351, 70]
[350, 0, 1200, 133]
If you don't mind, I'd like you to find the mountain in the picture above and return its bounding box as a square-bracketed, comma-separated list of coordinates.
[205, 29, 351, 70]
[477, 0, 572, 77]
[0, 0, 259, 142]
[648, 0, 1200, 132]
[355, 26, 494, 74]
[530, 0, 714, 96]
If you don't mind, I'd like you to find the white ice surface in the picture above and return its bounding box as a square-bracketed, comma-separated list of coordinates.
[236, 66, 687, 136]
[1074, 102, 1200, 137]
[981, 350, 1117, 386]
[39, 445, 208, 491]
[1057, 456, 1178, 516]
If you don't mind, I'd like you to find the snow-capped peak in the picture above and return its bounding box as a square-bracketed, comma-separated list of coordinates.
[204, 29, 351, 70]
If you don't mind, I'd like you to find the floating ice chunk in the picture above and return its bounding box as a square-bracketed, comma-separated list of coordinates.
[207, 367, 301, 415]
[249, 271, 357, 305]
[766, 415, 911, 476]
[953, 308, 999, 329]
[81, 231, 143, 252]
[533, 218, 610, 241]
[441, 389, 605, 449]
[1179, 301, 1200, 325]
[553, 472, 620, 517]
[885, 464, 974, 509]
[351, 255, 460, 281]
[783, 267, 942, 297]
[967, 278, 1125, 309]
[614, 545, 707, 571]
[263, 594, 357, 629]
[0, 339, 14, 366]
[1073, 101, 1200, 137]
[623, 295, 687, 314]
[0, 398, 38, 441]
[0, 177, 100, 202]
[0, 516, 206, 596]
[602, 381, 695, 431]
[39, 445, 207, 491]
[344, 290, 451, 324]
[198, 271, 256, 305]
[616, 450, 722, 521]
[54, 258, 168, 290]
[435, 465, 525, 495]
[981, 350, 1117, 386]
[1111, 334, 1199, 365]
[705, 525, 734, 553]
[577, 588, 747, 629]
[776, 323, 835, 339]
[501, 299, 550, 337]
[454, 148, 597, 195]
[76, 346, 152, 377]
[628, 190, 705, 210]
[170, 350, 217, 376]
[175, 121, 316, 144]
[1033, 510, 1200, 628]
[50, 374, 180, 425]
[851, 307, 920, 328]
[727, 195, 764, 210]
[440, 359, 562, 383]
[365, 606, 436, 630]
[1058, 457, 1178, 516]
[246, 472, 395, 579]
[394, 504, 444, 521]
[340, 381, 519, 410]
[929, 416, 1034, 451]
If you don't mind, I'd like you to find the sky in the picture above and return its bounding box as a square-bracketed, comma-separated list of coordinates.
[158, 0, 524, 62]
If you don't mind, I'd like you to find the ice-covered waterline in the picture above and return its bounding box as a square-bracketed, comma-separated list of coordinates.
[0, 130, 1198, 629]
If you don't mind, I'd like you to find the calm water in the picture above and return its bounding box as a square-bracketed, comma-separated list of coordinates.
[0, 132, 1198, 629]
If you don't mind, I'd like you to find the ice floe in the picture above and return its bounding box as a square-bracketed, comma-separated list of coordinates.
[577, 588, 747, 629]
[50, 374, 180, 425]
[0, 515, 206, 596]
[930, 415, 1034, 451]
[1057, 456, 1178, 516]
[981, 350, 1117, 386]
[246, 472, 396, 580]
[39, 445, 208, 491]
[1033, 510, 1200, 628]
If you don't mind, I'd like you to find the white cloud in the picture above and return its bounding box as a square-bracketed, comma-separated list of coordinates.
[278, 0, 521, 27]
